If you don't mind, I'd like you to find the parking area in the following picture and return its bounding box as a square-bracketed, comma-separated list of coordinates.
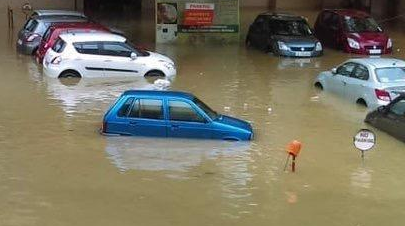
[1, 5, 405, 226]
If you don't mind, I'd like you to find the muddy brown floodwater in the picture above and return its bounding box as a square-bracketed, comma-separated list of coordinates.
[1, 8, 405, 226]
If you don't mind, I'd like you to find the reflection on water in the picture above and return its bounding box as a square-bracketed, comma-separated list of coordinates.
[45, 76, 172, 117]
[351, 166, 373, 191]
[105, 137, 251, 174]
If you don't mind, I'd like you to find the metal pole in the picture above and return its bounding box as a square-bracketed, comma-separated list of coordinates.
[292, 156, 296, 172]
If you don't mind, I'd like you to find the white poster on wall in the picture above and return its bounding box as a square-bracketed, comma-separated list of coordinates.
[156, 2, 178, 43]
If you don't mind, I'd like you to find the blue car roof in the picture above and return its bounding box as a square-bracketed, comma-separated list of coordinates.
[122, 90, 195, 100]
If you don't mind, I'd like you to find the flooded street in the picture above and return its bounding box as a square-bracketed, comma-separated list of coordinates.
[1, 8, 405, 226]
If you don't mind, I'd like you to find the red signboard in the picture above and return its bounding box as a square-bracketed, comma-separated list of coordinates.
[183, 3, 214, 26]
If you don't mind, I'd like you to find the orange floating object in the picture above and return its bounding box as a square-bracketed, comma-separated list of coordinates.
[286, 140, 302, 157]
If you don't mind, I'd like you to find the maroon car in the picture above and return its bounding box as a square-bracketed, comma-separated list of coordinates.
[314, 9, 392, 55]
[35, 22, 110, 64]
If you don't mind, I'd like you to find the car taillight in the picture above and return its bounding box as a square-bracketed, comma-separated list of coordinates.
[101, 121, 107, 133]
[375, 89, 391, 101]
[26, 33, 40, 42]
[51, 56, 62, 64]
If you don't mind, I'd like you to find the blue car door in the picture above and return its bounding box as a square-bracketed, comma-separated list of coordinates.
[126, 98, 167, 137]
[166, 99, 212, 139]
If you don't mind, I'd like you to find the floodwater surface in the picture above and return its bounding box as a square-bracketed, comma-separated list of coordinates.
[1, 8, 405, 226]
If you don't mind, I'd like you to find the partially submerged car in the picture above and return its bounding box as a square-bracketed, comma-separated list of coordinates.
[314, 9, 392, 55]
[35, 22, 109, 64]
[17, 15, 87, 55]
[43, 33, 176, 78]
[365, 94, 405, 142]
[314, 58, 405, 109]
[101, 90, 253, 141]
[246, 12, 322, 57]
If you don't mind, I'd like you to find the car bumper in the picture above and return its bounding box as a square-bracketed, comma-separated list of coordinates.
[345, 47, 392, 55]
[43, 62, 62, 78]
[16, 39, 39, 55]
[278, 49, 323, 58]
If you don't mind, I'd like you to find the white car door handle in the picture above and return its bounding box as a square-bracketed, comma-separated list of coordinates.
[104, 60, 112, 62]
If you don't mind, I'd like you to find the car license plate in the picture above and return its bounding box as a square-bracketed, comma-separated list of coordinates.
[369, 49, 381, 54]
[295, 51, 311, 57]
[17, 39, 22, 45]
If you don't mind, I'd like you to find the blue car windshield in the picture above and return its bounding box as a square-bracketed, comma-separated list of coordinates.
[193, 98, 219, 120]
[375, 67, 405, 83]
[271, 20, 312, 36]
[344, 17, 382, 33]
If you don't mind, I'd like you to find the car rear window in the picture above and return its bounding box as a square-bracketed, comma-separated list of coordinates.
[375, 67, 405, 83]
[73, 42, 99, 55]
[24, 19, 38, 32]
[43, 27, 53, 41]
[52, 38, 66, 53]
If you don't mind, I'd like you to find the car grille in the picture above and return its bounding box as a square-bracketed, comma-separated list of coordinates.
[365, 45, 383, 50]
[290, 47, 314, 52]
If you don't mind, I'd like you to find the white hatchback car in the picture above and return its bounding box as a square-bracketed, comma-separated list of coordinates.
[314, 58, 405, 110]
[43, 33, 176, 78]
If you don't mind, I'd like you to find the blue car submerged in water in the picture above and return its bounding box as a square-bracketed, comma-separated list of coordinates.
[102, 90, 253, 141]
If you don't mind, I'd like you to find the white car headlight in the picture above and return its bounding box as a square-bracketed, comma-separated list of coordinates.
[387, 38, 393, 49]
[347, 38, 360, 49]
[277, 41, 289, 51]
[315, 42, 323, 51]
[160, 61, 175, 70]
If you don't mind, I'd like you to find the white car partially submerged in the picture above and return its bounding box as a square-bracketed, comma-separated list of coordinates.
[43, 33, 176, 78]
[314, 58, 405, 110]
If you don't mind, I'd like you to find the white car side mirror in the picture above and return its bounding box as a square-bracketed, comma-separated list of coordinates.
[331, 68, 337, 74]
[130, 52, 137, 60]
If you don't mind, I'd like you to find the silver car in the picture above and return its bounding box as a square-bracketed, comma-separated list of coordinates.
[17, 15, 87, 55]
[314, 58, 405, 109]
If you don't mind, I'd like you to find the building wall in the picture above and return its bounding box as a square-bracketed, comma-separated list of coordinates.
[276, 0, 322, 9]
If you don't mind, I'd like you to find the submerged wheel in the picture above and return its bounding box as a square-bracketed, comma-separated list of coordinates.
[59, 70, 81, 78]
[145, 70, 165, 77]
[314, 82, 323, 90]
[272, 43, 280, 56]
[356, 99, 368, 107]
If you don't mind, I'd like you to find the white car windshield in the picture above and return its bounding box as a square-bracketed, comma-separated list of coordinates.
[376, 67, 405, 83]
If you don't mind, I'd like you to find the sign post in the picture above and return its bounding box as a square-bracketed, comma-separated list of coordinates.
[353, 129, 376, 160]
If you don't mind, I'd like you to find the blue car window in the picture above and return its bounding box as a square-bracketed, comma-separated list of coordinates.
[117, 98, 134, 117]
[169, 101, 205, 123]
[128, 99, 163, 120]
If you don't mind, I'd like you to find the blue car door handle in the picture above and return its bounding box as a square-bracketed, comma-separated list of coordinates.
[129, 121, 137, 125]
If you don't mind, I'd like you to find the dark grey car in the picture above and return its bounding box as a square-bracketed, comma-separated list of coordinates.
[246, 13, 323, 57]
[17, 15, 87, 55]
[365, 94, 405, 142]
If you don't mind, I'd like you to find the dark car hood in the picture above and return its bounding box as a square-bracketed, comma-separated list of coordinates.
[347, 32, 389, 44]
[215, 115, 252, 132]
[274, 35, 318, 45]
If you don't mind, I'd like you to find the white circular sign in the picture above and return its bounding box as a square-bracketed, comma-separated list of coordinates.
[353, 129, 376, 151]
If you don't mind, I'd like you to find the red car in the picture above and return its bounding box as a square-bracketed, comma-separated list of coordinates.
[35, 22, 110, 64]
[314, 9, 392, 55]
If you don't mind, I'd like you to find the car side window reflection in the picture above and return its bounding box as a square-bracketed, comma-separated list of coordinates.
[337, 63, 356, 76]
[389, 100, 405, 116]
[73, 42, 99, 55]
[352, 64, 369, 80]
[117, 98, 134, 117]
[101, 42, 132, 57]
[169, 101, 206, 123]
[128, 99, 164, 120]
